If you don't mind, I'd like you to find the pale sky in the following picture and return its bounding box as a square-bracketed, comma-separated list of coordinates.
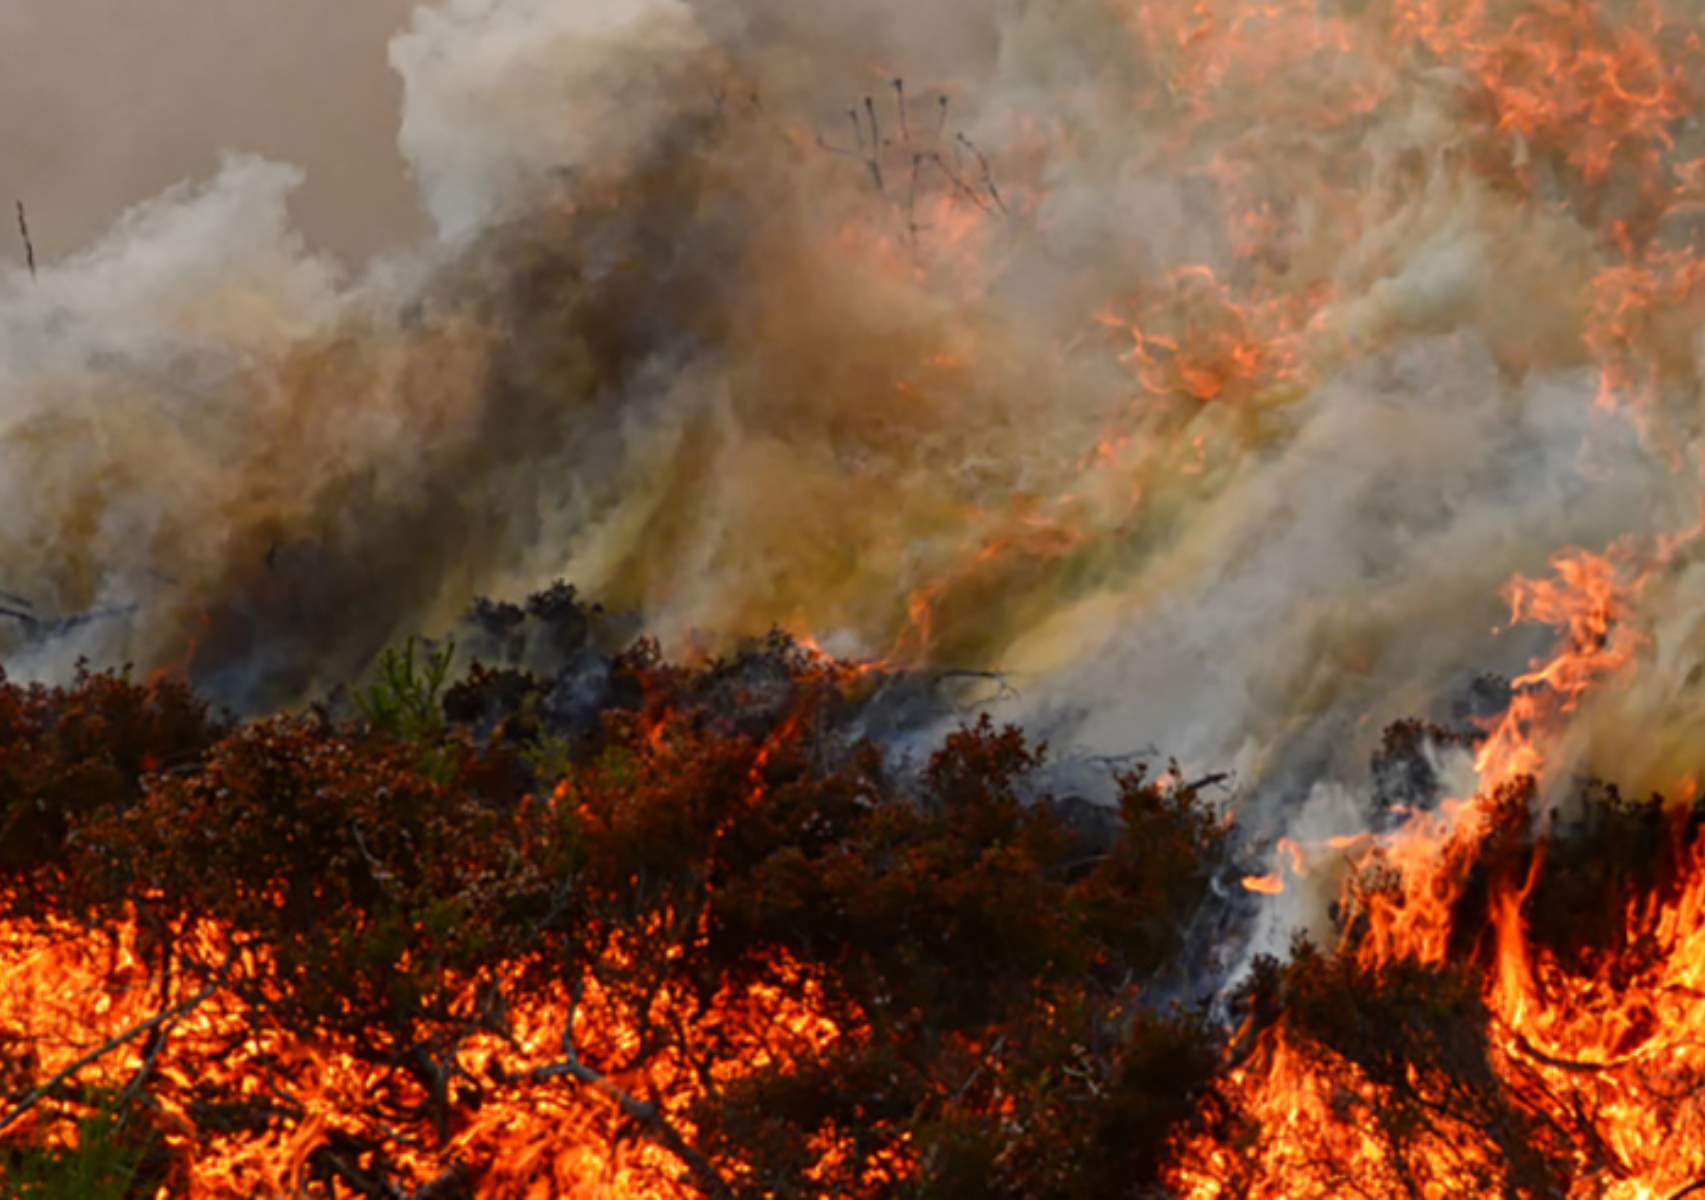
[0, 0, 429, 266]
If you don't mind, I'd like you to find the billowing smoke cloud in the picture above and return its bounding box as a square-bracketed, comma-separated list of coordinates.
[2, 0, 1703, 871]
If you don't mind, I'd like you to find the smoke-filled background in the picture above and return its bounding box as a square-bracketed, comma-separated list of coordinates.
[3, 0, 1704, 858]
[0, 0, 426, 262]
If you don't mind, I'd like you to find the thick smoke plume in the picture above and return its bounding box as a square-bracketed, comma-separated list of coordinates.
[4, 0, 1704, 868]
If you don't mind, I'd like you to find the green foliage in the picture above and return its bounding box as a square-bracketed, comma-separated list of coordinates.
[354, 636, 455, 744]
[4, 1096, 151, 1200]
[520, 729, 578, 786]
[352, 636, 461, 785]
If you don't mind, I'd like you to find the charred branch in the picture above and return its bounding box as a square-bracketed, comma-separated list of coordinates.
[821, 86, 1011, 218]
[863, 111, 885, 192]
[0, 963, 228, 1136]
[534, 981, 735, 1200]
[864, 95, 884, 149]
[307, 1132, 471, 1200]
[953, 133, 1007, 213]
[413, 1165, 475, 1200]
[913, 149, 998, 214]
[0, 599, 139, 639]
[15, 201, 34, 280]
[309, 1141, 410, 1200]
[1507, 1029, 1638, 1075]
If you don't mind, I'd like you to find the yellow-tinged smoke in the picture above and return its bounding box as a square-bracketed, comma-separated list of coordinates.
[4, 0, 1705, 817]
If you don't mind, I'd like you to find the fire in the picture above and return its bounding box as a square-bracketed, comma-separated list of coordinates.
[1177, 534, 1705, 1189]
[24, 0, 1705, 1192]
[0, 897, 853, 1197]
[1473, 545, 1649, 784]
[1181, 797, 1705, 1197]
[1239, 872, 1284, 896]
[1103, 0, 1705, 1179]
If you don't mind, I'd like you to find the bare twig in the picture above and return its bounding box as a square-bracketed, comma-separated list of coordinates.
[1506, 1029, 1636, 1075]
[0, 971, 227, 1135]
[413, 1165, 474, 1200]
[116, 953, 182, 1129]
[15, 201, 35, 280]
[310, 1144, 408, 1200]
[848, 99, 884, 192]
[351, 820, 401, 899]
[310, 1133, 468, 1200]
[1085, 748, 1163, 768]
[952, 1033, 1008, 1102]
[814, 134, 857, 160]
[864, 95, 883, 148]
[0, 601, 138, 637]
[841, 106, 883, 192]
[907, 153, 923, 242]
[917, 150, 997, 214]
[955, 133, 1008, 213]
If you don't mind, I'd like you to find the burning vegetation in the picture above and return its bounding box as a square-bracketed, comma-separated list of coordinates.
[0, 591, 1226, 1197]
[19, 0, 1705, 1195]
[12, 564, 1705, 1197]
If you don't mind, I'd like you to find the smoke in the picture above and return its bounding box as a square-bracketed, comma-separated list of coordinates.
[4, 0, 1705, 899]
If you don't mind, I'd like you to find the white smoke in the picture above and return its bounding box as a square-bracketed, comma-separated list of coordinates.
[394, 0, 712, 240]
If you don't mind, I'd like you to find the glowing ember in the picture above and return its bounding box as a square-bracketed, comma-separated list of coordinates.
[0, 902, 849, 1197]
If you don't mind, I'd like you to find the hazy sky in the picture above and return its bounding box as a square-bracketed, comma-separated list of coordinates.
[0, 0, 428, 266]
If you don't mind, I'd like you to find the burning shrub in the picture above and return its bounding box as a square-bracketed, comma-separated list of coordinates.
[17, 638, 1705, 1198]
[24, 610, 1705, 1199]
[1178, 763, 1705, 1199]
[676, 738, 1231, 1198]
[77, 715, 552, 1040]
[0, 627, 1231, 1198]
[0, 666, 224, 902]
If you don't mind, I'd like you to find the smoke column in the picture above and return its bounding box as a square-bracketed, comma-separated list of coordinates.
[1, 0, 1702, 872]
